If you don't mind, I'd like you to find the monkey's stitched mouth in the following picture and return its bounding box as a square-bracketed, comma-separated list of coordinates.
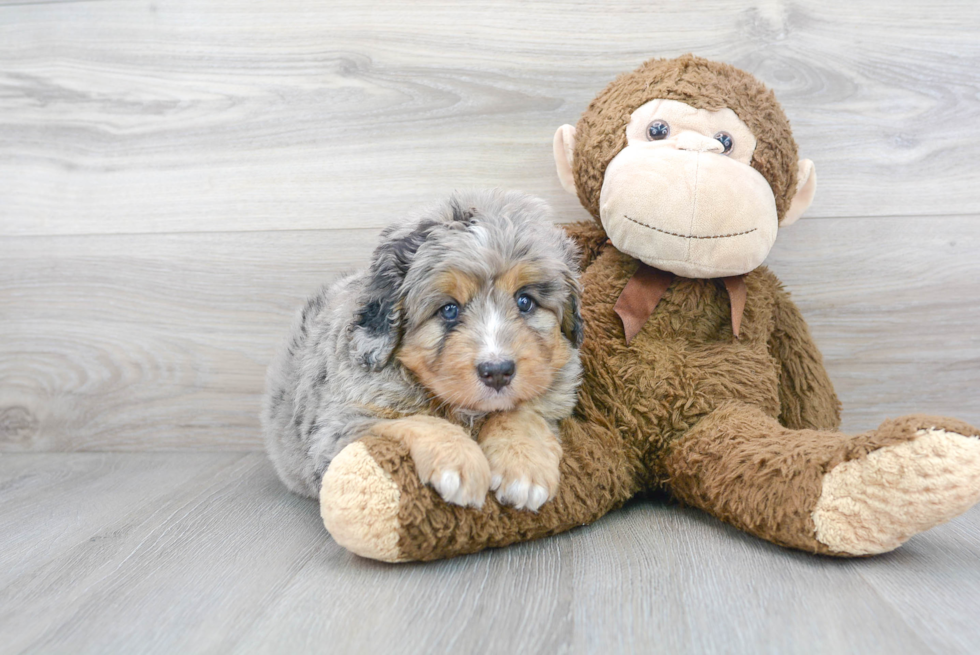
[623, 214, 758, 240]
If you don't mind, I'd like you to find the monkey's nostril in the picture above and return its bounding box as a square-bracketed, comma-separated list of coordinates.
[477, 360, 516, 391]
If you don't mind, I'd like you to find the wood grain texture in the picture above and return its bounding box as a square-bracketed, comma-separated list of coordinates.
[2, 216, 977, 451]
[0, 229, 372, 451]
[2, 453, 979, 654]
[0, 452, 242, 589]
[769, 215, 980, 432]
[2, 0, 980, 236]
[568, 502, 932, 654]
[0, 453, 323, 654]
[3, 3, 980, 653]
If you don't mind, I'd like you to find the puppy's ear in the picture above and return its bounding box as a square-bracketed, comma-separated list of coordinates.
[557, 235, 585, 348]
[561, 283, 585, 348]
[350, 220, 436, 370]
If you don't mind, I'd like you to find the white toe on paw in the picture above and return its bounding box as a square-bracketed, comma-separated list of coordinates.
[432, 464, 488, 508]
[497, 478, 532, 509]
[434, 470, 461, 500]
[429, 466, 487, 508]
[412, 438, 490, 509]
[813, 429, 980, 555]
[487, 452, 560, 512]
[526, 485, 550, 512]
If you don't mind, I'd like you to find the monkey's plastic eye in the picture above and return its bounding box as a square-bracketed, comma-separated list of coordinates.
[646, 120, 670, 141]
[516, 294, 535, 313]
[714, 131, 734, 155]
[439, 303, 459, 321]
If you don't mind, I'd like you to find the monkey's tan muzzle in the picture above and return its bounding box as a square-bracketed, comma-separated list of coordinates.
[599, 143, 778, 278]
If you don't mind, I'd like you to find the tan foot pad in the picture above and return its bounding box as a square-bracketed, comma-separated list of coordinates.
[813, 429, 980, 555]
[320, 441, 406, 562]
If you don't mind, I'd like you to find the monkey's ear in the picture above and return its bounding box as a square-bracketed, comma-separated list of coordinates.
[781, 159, 817, 227]
[349, 222, 432, 371]
[553, 124, 578, 196]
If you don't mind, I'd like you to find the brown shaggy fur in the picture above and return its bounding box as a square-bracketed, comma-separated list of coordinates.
[327, 56, 979, 561]
[665, 409, 980, 553]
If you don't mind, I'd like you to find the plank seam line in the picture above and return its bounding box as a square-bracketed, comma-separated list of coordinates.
[1, 213, 979, 241]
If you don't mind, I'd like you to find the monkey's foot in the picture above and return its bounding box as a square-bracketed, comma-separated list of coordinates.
[813, 427, 980, 555]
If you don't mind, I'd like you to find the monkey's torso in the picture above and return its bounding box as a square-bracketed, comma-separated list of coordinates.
[575, 243, 793, 488]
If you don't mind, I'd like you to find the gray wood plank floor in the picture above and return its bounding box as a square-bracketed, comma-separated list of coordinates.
[2, 452, 979, 655]
[2, 1, 980, 653]
[2, 0, 979, 450]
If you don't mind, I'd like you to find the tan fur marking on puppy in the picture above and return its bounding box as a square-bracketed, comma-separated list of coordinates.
[398, 309, 569, 412]
[511, 321, 569, 400]
[547, 323, 574, 371]
[398, 329, 489, 409]
[370, 415, 491, 508]
[320, 441, 405, 562]
[401, 319, 443, 353]
[813, 429, 980, 555]
[435, 269, 481, 306]
[497, 261, 543, 295]
[479, 408, 562, 511]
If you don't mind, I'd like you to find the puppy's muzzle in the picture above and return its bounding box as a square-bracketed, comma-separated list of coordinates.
[477, 360, 515, 391]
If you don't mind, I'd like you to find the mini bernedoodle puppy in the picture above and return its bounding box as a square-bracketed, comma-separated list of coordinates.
[263, 190, 584, 512]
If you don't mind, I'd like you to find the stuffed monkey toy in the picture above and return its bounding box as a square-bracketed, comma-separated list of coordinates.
[319, 55, 980, 562]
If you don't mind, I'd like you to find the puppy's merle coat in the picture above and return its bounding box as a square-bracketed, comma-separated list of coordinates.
[263, 190, 583, 511]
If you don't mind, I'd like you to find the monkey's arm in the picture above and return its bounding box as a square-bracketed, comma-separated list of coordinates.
[320, 417, 639, 562]
[768, 286, 842, 431]
[561, 220, 607, 271]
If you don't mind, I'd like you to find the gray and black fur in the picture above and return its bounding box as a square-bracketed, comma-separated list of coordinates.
[262, 190, 583, 498]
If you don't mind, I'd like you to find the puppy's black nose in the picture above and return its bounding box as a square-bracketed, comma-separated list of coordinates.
[477, 360, 516, 391]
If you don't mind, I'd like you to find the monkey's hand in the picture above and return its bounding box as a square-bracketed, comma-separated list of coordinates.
[478, 408, 562, 512]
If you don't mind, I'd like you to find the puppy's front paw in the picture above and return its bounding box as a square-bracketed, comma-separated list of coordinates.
[479, 411, 562, 512]
[413, 435, 491, 509]
[371, 415, 491, 508]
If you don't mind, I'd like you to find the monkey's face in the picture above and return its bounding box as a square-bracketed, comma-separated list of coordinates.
[555, 96, 816, 279]
[599, 99, 776, 278]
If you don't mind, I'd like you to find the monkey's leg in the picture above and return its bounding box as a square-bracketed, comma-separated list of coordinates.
[320, 418, 640, 562]
[663, 403, 980, 555]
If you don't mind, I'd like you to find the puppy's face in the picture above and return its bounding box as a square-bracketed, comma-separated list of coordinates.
[397, 260, 575, 412]
[350, 190, 583, 413]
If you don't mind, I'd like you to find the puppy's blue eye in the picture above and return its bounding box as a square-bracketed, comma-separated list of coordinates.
[439, 303, 459, 321]
[516, 294, 535, 313]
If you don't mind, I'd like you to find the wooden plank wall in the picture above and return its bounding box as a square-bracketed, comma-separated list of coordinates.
[1, 0, 978, 451]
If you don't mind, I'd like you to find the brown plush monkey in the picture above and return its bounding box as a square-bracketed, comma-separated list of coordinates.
[320, 55, 980, 561]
